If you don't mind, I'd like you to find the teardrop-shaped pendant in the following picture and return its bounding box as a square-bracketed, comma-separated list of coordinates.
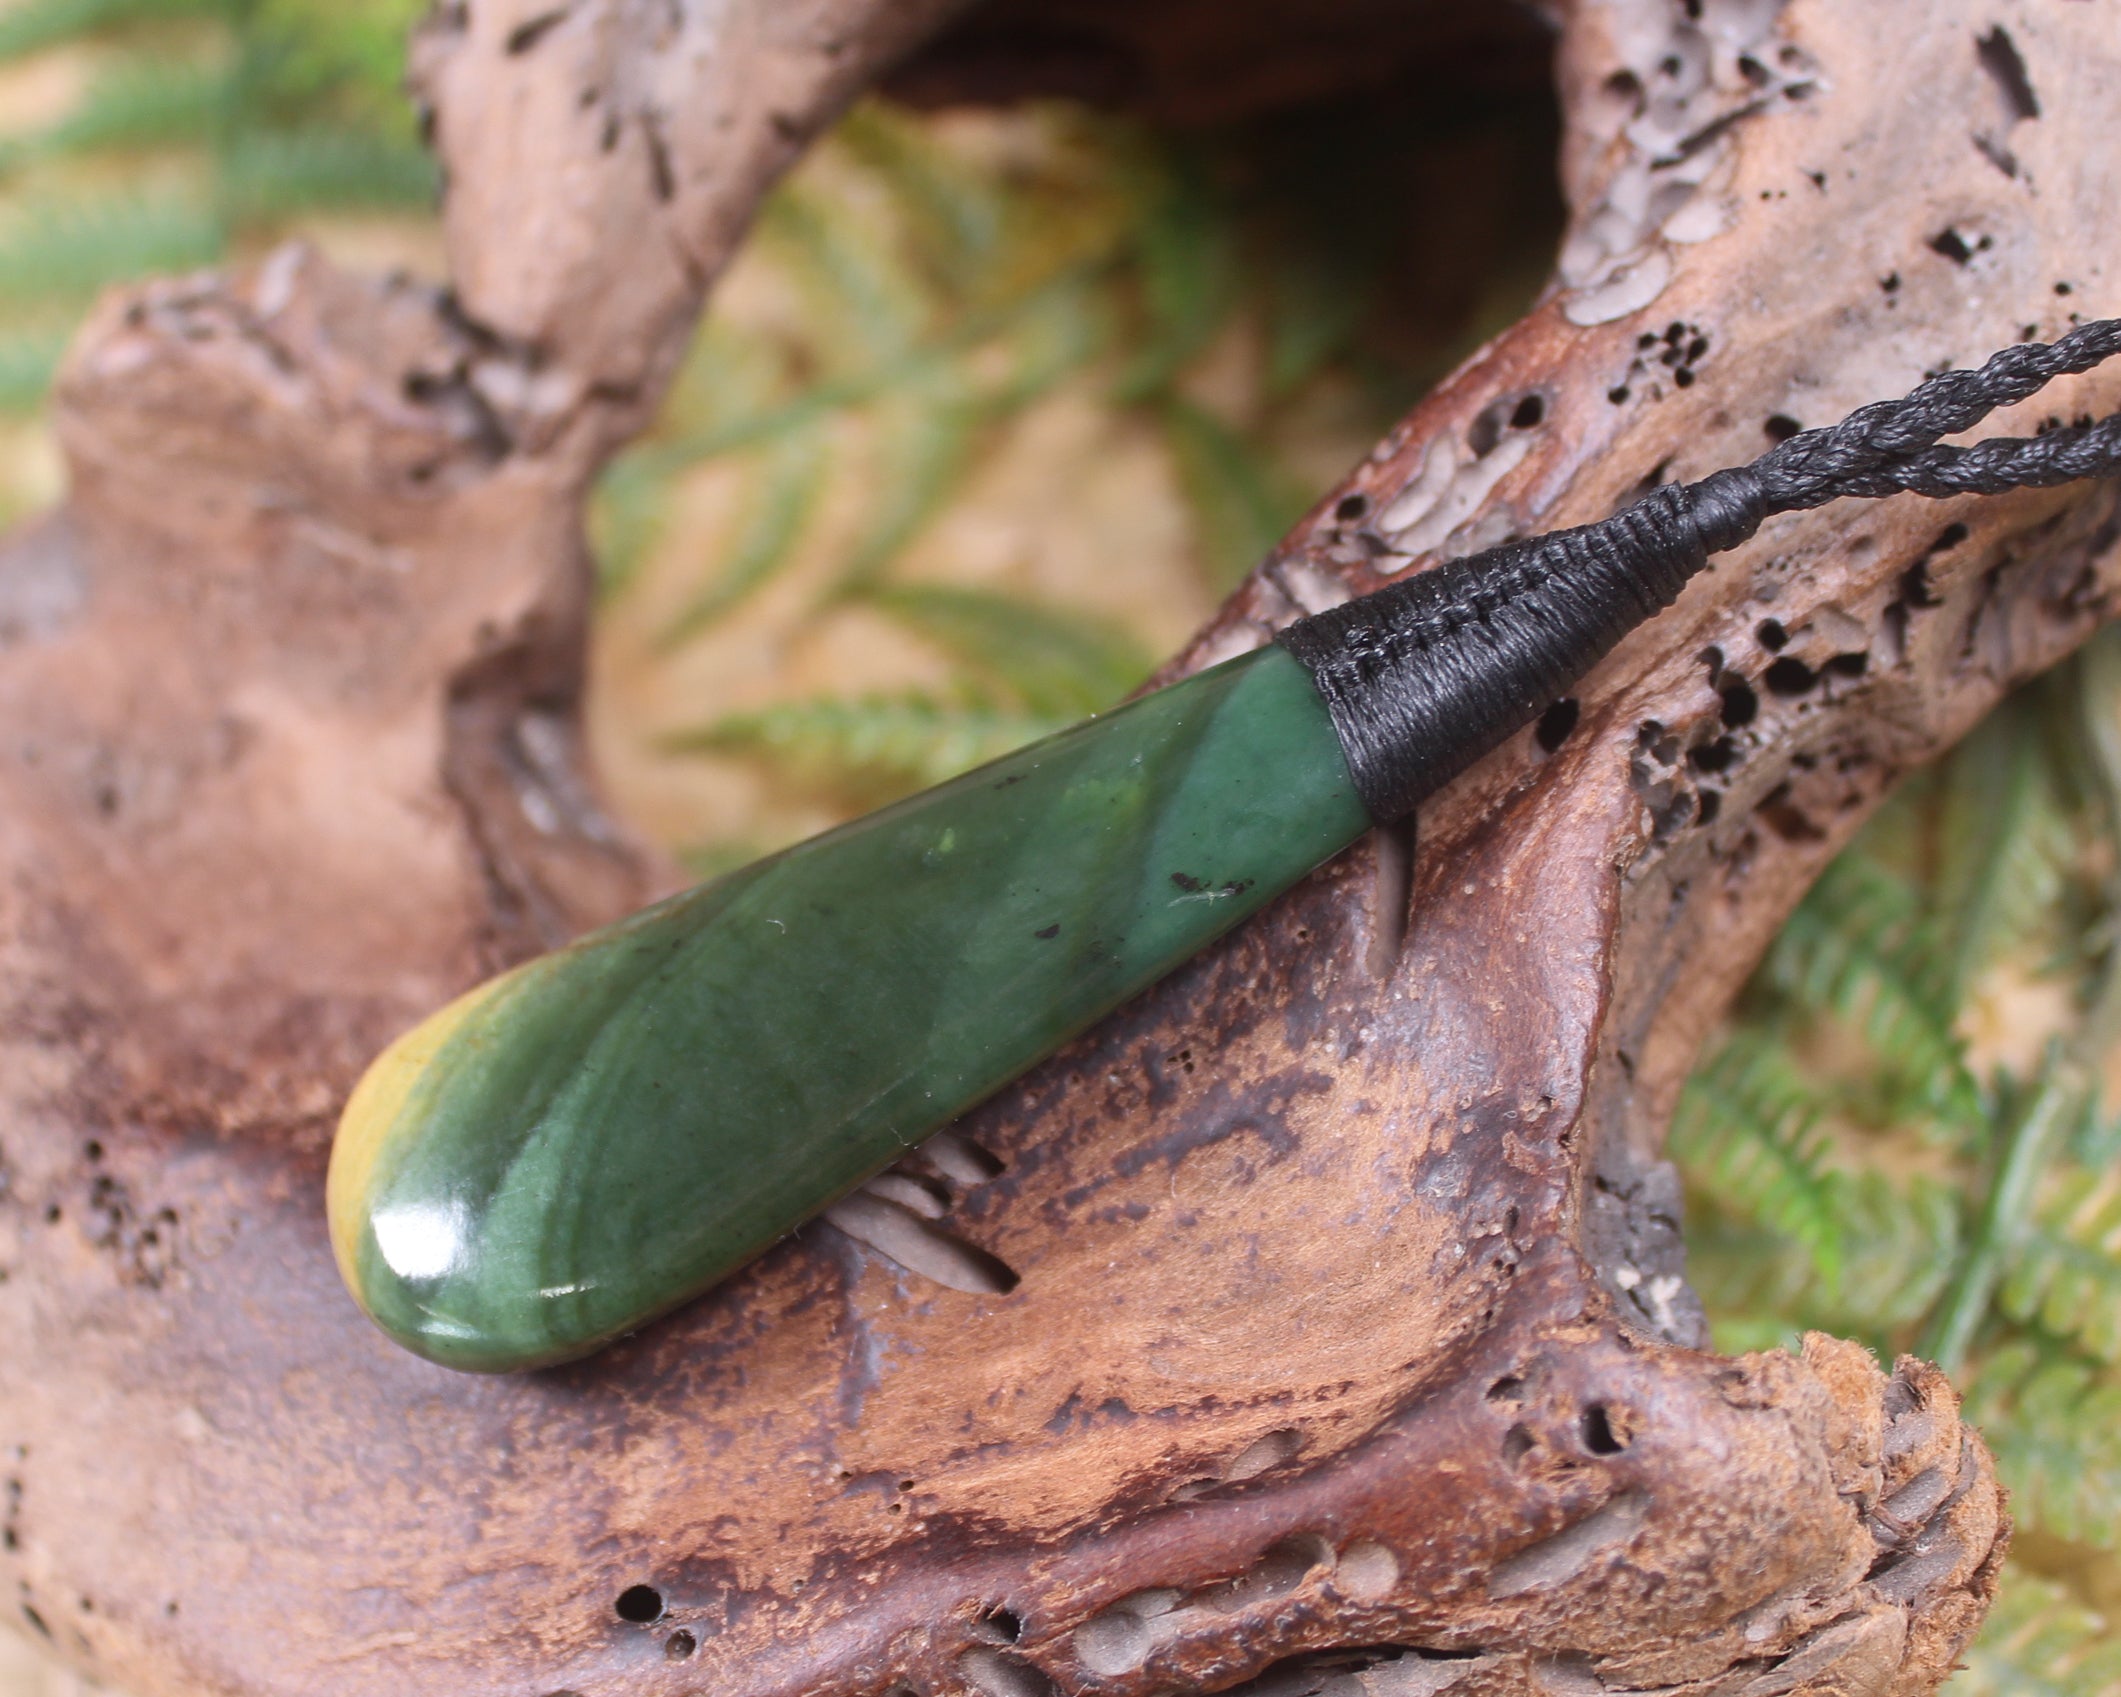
[330, 320, 2121, 1372]
[329, 645, 1368, 1370]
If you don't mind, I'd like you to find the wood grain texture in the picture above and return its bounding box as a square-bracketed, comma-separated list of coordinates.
[1, 1, 2117, 1694]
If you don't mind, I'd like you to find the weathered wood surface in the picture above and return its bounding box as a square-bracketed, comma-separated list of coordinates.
[2, 1, 2117, 1693]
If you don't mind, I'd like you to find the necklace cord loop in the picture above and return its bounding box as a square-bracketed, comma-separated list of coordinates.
[1279, 318, 2121, 825]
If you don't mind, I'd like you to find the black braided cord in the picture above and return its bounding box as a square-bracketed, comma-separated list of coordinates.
[1278, 318, 2121, 824]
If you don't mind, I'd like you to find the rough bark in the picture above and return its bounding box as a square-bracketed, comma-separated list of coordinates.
[1, 2, 2115, 1695]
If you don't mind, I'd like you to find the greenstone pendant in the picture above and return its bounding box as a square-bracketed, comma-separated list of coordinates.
[329, 644, 1368, 1371]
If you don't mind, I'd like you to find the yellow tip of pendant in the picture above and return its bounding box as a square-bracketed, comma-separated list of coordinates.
[326, 969, 518, 1304]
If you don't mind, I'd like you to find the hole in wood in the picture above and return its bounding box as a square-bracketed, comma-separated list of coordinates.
[1764, 656, 1818, 696]
[1581, 1404, 1629, 1455]
[959, 1647, 1055, 1697]
[1224, 1428, 1301, 1482]
[1488, 1492, 1649, 1597]
[1336, 1539, 1401, 1600]
[1535, 698, 1579, 754]
[973, 1606, 1024, 1645]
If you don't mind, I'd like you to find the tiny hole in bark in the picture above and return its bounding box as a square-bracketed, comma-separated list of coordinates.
[1719, 681, 1758, 727]
[665, 1630, 697, 1661]
[1759, 783, 1825, 843]
[1975, 26, 2040, 121]
[1763, 413, 1801, 442]
[1688, 737, 1736, 774]
[616, 1585, 664, 1623]
[1764, 656, 1818, 695]
[1756, 618, 1788, 651]
[978, 1607, 1024, 1644]
[1467, 400, 1512, 458]
[1225, 1428, 1301, 1481]
[1535, 698, 1579, 754]
[1581, 1405, 1628, 1454]
[1335, 492, 1368, 523]
[504, 7, 569, 53]
[959, 1648, 1055, 1697]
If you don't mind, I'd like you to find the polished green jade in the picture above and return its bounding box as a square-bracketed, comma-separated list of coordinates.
[328, 643, 1368, 1371]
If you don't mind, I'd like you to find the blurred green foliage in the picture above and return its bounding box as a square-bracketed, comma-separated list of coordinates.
[0, 0, 431, 424]
[1678, 637, 2121, 1689]
[615, 90, 1558, 828]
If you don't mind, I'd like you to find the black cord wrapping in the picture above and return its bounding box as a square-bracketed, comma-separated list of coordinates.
[1278, 318, 2121, 825]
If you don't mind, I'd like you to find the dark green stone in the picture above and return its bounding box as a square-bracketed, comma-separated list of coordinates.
[332, 643, 1367, 1370]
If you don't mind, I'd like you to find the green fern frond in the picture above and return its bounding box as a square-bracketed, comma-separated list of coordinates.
[1671, 1031, 1850, 1286]
[827, 380, 989, 596]
[1688, 1166, 1961, 1359]
[0, 0, 224, 62]
[1261, 236, 1377, 399]
[1158, 396, 1308, 592]
[1836, 1170, 1965, 1336]
[637, 266, 1074, 470]
[983, 271, 1111, 409]
[240, 0, 427, 133]
[2001, 1161, 2121, 1363]
[1, 56, 228, 169]
[0, 328, 66, 415]
[1966, 1342, 2121, 1550]
[1954, 1569, 2121, 1697]
[758, 179, 931, 372]
[862, 583, 1151, 718]
[1762, 851, 1983, 1134]
[1938, 701, 2077, 998]
[216, 125, 436, 219]
[649, 316, 797, 449]
[0, 192, 222, 311]
[589, 453, 672, 602]
[834, 104, 1004, 292]
[1111, 142, 1238, 402]
[596, 331, 797, 601]
[2071, 1098, 2121, 1170]
[654, 427, 831, 649]
[663, 691, 1072, 806]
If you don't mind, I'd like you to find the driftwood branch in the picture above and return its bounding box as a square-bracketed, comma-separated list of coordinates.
[2, 2, 2117, 1695]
